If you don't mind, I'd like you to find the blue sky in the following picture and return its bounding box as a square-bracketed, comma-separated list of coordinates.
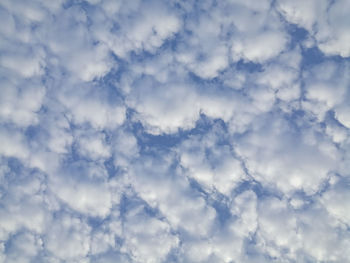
[0, 0, 350, 262]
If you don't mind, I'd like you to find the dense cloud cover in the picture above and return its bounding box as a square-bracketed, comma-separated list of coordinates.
[0, 0, 350, 262]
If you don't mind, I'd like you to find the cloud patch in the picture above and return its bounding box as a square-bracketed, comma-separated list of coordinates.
[0, 0, 349, 262]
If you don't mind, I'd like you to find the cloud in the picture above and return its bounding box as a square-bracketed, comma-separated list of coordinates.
[0, 0, 349, 262]
[277, 0, 350, 57]
[49, 161, 112, 218]
[0, 164, 48, 243]
[57, 82, 126, 130]
[121, 204, 179, 263]
[2, 231, 42, 263]
[178, 126, 246, 196]
[44, 213, 91, 261]
[232, 30, 289, 63]
[90, 0, 181, 58]
[256, 197, 300, 259]
[126, 75, 201, 134]
[128, 155, 216, 237]
[321, 177, 350, 226]
[76, 131, 111, 161]
[235, 113, 339, 195]
[0, 128, 29, 160]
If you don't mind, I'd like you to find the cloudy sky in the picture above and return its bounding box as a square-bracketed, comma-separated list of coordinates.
[0, 0, 350, 262]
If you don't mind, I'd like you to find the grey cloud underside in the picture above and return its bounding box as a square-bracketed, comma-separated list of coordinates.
[0, 0, 350, 262]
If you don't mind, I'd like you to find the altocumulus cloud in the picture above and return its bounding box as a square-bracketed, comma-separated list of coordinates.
[0, 0, 350, 262]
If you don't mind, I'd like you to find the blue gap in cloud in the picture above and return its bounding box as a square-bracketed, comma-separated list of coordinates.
[231, 179, 275, 199]
[62, 0, 90, 10]
[164, 247, 182, 263]
[187, 177, 234, 225]
[131, 114, 224, 153]
[187, 176, 235, 226]
[92, 65, 126, 105]
[209, 194, 233, 226]
[286, 23, 308, 48]
[87, 214, 109, 229]
[235, 59, 263, 73]
[3, 157, 24, 182]
[301, 45, 347, 69]
[301, 46, 326, 68]
[104, 156, 123, 180]
[24, 124, 44, 141]
[282, 108, 310, 132]
[119, 192, 164, 222]
[188, 71, 224, 87]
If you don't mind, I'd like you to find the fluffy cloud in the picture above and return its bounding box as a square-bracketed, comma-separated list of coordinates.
[49, 161, 112, 218]
[44, 213, 91, 261]
[235, 114, 339, 195]
[1, 0, 349, 262]
[128, 155, 216, 237]
[321, 177, 350, 226]
[178, 126, 246, 195]
[277, 0, 350, 57]
[126, 75, 201, 134]
[121, 205, 179, 263]
[2, 232, 43, 263]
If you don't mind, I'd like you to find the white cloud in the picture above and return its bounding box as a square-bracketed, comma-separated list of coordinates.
[126, 76, 200, 134]
[232, 30, 289, 63]
[57, 83, 126, 130]
[49, 162, 112, 218]
[0, 52, 45, 78]
[0, 0, 349, 262]
[94, 252, 131, 263]
[0, 167, 48, 241]
[256, 197, 300, 259]
[325, 121, 348, 144]
[129, 155, 216, 237]
[76, 131, 111, 161]
[230, 190, 258, 238]
[296, 204, 350, 262]
[317, 0, 350, 57]
[304, 62, 347, 107]
[175, 11, 229, 79]
[0, 128, 29, 160]
[0, 78, 45, 128]
[235, 114, 339, 195]
[255, 62, 300, 102]
[91, 0, 181, 58]
[179, 130, 246, 196]
[125, 70, 253, 134]
[335, 105, 350, 129]
[90, 230, 115, 255]
[3, 232, 42, 263]
[302, 60, 350, 123]
[277, 0, 350, 57]
[276, 0, 326, 32]
[46, 115, 74, 154]
[121, 205, 179, 263]
[112, 129, 139, 168]
[44, 213, 91, 261]
[42, 5, 114, 82]
[321, 178, 350, 226]
[123, 5, 180, 53]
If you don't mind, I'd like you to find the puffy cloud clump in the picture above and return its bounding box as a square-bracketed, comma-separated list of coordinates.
[0, 0, 349, 262]
[277, 0, 350, 57]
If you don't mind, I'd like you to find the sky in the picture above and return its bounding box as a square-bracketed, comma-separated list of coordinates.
[0, 0, 350, 262]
